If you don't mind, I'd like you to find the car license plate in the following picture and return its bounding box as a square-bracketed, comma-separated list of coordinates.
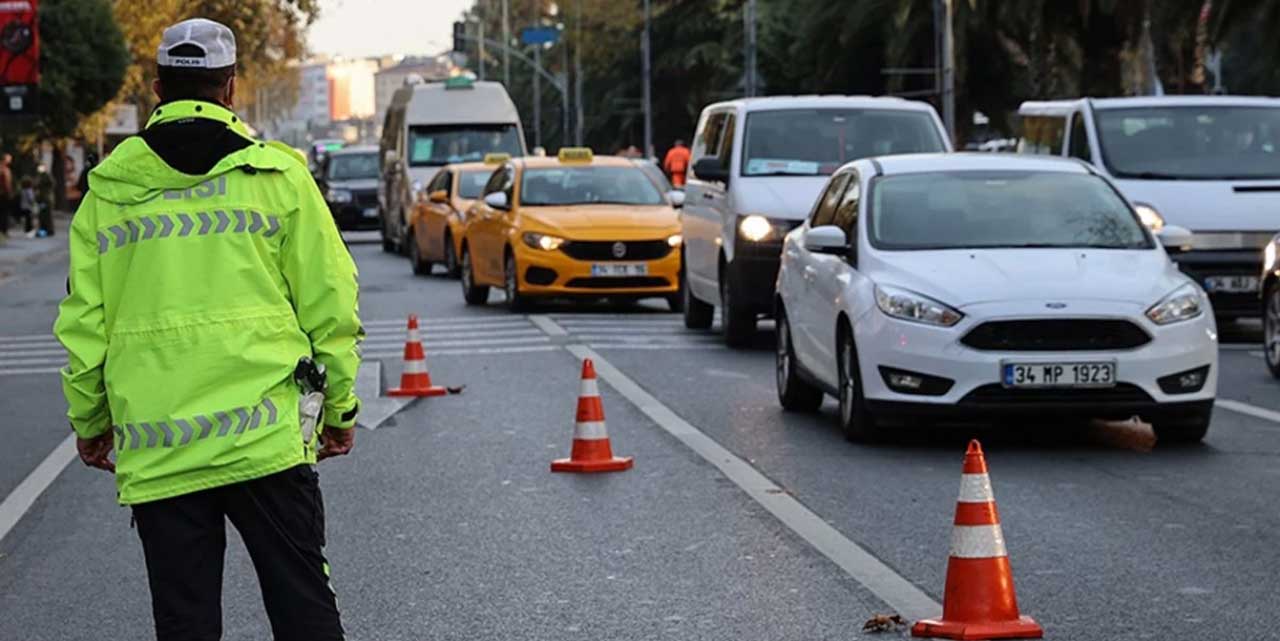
[591, 263, 648, 277]
[1002, 361, 1115, 388]
[1203, 275, 1258, 294]
[362, 207, 378, 218]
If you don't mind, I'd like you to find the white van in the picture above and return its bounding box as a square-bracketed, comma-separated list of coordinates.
[1018, 96, 1280, 318]
[680, 95, 951, 346]
[378, 77, 527, 253]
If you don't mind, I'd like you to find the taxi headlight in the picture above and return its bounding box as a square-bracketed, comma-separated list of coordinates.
[1146, 284, 1203, 325]
[1133, 203, 1165, 232]
[326, 188, 353, 204]
[667, 233, 683, 248]
[1265, 235, 1279, 272]
[522, 232, 567, 251]
[874, 284, 963, 327]
[738, 215, 773, 242]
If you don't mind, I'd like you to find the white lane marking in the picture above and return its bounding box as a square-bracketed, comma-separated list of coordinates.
[354, 361, 413, 431]
[1249, 351, 1264, 358]
[0, 357, 67, 367]
[564, 327, 706, 336]
[1217, 399, 1280, 425]
[361, 329, 545, 342]
[365, 336, 551, 350]
[362, 316, 531, 327]
[587, 343, 726, 351]
[0, 334, 59, 344]
[556, 320, 684, 328]
[0, 348, 66, 358]
[573, 333, 721, 343]
[1218, 344, 1258, 351]
[0, 434, 77, 545]
[949, 524, 1008, 559]
[566, 344, 942, 621]
[0, 367, 62, 376]
[528, 315, 569, 337]
[364, 345, 558, 359]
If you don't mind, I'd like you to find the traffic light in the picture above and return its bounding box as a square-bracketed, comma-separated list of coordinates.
[452, 21, 466, 53]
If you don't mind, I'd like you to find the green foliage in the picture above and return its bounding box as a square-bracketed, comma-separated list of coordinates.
[32, 0, 128, 138]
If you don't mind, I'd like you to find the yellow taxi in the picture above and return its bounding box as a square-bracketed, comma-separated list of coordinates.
[459, 148, 685, 311]
[407, 154, 509, 277]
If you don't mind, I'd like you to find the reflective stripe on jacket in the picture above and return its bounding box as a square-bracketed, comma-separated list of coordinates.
[55, 100, 363, 505]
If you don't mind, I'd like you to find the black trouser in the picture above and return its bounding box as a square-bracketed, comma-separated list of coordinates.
[132, 465, 345, 641]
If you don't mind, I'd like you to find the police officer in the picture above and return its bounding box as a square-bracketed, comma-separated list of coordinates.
[55, 18, 361, 641]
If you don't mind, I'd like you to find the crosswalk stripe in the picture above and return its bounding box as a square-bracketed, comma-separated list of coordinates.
[573, 333, 722, 343]
[586, 343, 726, 351]
[362, 328, 544, 341]
[0, 348, 65, 357]
[0, 335, 59, 344]
[0, 367, 62, 376]
[363, 336, 551, 351]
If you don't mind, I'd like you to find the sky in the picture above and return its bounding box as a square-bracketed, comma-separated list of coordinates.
[308, 0, 474, 59]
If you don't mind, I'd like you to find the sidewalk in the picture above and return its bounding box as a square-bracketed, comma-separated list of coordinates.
[0, 211, 72, 285]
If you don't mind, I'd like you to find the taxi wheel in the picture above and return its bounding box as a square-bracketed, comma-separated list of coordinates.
[682, 266, 713, 329]
[460, 246, 489, 306]
[443, 233, 461, 278]
[408, 229, 432, 276]
[1265, 281, 1280, 378]
[776, 310, 823, 413]
[504, 252, 531, 312]
[838, 329, 879, 443]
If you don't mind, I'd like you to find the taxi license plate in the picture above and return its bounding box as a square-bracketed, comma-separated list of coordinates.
[362, 207, 379, 218]
[591, 263, 648, 277]
[1002, 361, 1115, 388]
[1204, 275, 1258, 294]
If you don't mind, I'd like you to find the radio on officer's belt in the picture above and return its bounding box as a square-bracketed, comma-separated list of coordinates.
[293, 358, 327, 446]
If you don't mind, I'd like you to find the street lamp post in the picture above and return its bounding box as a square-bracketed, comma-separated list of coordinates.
[502, 0, 511, 87]
[641, 0, 652, 159]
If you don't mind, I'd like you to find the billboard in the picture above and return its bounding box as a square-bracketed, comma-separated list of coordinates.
[0, 0, 38, 116]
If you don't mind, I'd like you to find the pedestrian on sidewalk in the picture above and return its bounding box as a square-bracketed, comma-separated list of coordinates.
[55, 18, 362, 641]
[0, 153, 13, 236]
[663, 139, 691, 188]
[18, 176, 36, 236]
[34, 164, 54, 236]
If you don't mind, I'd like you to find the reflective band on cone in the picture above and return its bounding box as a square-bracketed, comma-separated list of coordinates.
[551, 359, 633, 473]
[387, 314, 449, 398]
[912, 440, 1042, 640]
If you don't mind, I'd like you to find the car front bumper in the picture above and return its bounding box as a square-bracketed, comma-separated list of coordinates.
[329, 191, 381, 230]
[515, 243, 681, 298]
[853, 302, 1218, 421]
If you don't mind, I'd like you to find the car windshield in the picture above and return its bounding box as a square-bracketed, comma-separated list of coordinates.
[1095, 106, 1280, 180]
[868, 171, 1152, 250]
[326, 153, 379, 180]
[520, 166, 664, 206]
[742, 109, 946, 177]
[457, 170, 492, 199]
[408, 124, 523, 167]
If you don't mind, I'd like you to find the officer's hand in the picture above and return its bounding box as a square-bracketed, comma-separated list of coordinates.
[317, 425, 355, 461]
[77, 431, 115, 473]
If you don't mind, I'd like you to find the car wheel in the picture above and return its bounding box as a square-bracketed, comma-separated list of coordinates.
[720, 265, 757, 347]
[1265, 281, 1280, 378]
[776, 310, 823, 412]
[837, 329, 878, 442]
[408, 229, 432, 276]
[1152, 405, 1212, 445]
[443, 232, 461, 278]
[504, 252, 530, 312]
[460, 246, 489, 305]
[682, 266, 714, 329]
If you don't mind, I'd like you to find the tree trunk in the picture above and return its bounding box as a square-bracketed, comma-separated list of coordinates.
[51, 141, 68, 213]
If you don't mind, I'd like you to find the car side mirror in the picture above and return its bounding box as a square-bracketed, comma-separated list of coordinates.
[667, 190, 686, 208]
[429, 189, 448, 204]
[484, 191, 509, 210]
[1156, 225, 1193, 252]
[803, 225, 850, 255]
[692, 157, 729, 185]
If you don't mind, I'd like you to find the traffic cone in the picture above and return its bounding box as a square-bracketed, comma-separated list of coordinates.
[387, 315, 448, 397]
[551, 359, 633, 473]
[912, 440, 1042, 640]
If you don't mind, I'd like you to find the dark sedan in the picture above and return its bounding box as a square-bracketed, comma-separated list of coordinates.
[319, 146, 381, 231]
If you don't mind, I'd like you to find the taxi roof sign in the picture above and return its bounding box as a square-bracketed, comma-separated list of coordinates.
[483, 153, 511, 165]
[558, 147, 594, 164]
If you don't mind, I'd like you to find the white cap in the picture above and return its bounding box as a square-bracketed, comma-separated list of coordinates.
[156, 18, 236, 69]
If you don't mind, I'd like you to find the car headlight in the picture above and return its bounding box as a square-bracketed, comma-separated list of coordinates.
[1133, 203, 1165, 232]
[1265, 235, 1279, 272]
[1146, 283, 1203, 325]
[738, 215, 774, 242]
[522, 232, 567, 251]
[874, 284, 963, 327]
[667, 233, 682, 248]
[326, 188, 353, 204]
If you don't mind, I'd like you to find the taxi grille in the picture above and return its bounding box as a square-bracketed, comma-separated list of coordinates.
[561, 240, 672, 261]
[565, 276, 670, 289]
[960, 319, 1150, 351]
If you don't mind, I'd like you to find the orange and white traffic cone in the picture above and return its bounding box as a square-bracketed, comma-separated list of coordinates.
[912, 440, 1043, 640]
[387, 314, 448, 397]
[551, 359, 633, 473]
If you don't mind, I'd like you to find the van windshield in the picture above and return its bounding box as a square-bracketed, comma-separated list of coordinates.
[408, 125, 523, 167]
[1095, 106, 1280, 180]
[742, 109, 946, 177]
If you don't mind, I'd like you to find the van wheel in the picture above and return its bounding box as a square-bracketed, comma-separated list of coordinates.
[720, 266, 756, 347]
[460, 246, 489, 305]
[408, 229, 432, 276]
[776, 310, 823, 412]
[838, 329, 878, 442]
[682, 267, 713, 329]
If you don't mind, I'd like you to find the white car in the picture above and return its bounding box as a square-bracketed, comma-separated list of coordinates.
[775, 154, 1219, 443]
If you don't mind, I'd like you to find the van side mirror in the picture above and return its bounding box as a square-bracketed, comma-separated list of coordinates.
[803, 225, 850, 255]
[692, 157, 729, 185]
[667, 190, 686, 208]
[484, 191, 509, 210]
[1156, 225, 1193, 251]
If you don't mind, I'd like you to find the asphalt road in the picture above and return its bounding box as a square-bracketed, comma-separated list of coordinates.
[1, 236, 1278, 640]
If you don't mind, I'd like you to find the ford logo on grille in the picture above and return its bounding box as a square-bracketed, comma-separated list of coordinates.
[1045, 302, 1067, 309]
[611, 242, 627, 258]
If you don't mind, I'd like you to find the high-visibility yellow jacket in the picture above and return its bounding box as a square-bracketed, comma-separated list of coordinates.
[55, 101, 363, 505]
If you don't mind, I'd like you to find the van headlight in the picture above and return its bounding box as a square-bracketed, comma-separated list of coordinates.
[522, 232, 567, 251]
[1146, 284, 1203, 325]
[1133, 203, 1165, 231]
[874, 284, 963, 327]
[1265, 234, 1280, 272]
[738, 215, 773, 242]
